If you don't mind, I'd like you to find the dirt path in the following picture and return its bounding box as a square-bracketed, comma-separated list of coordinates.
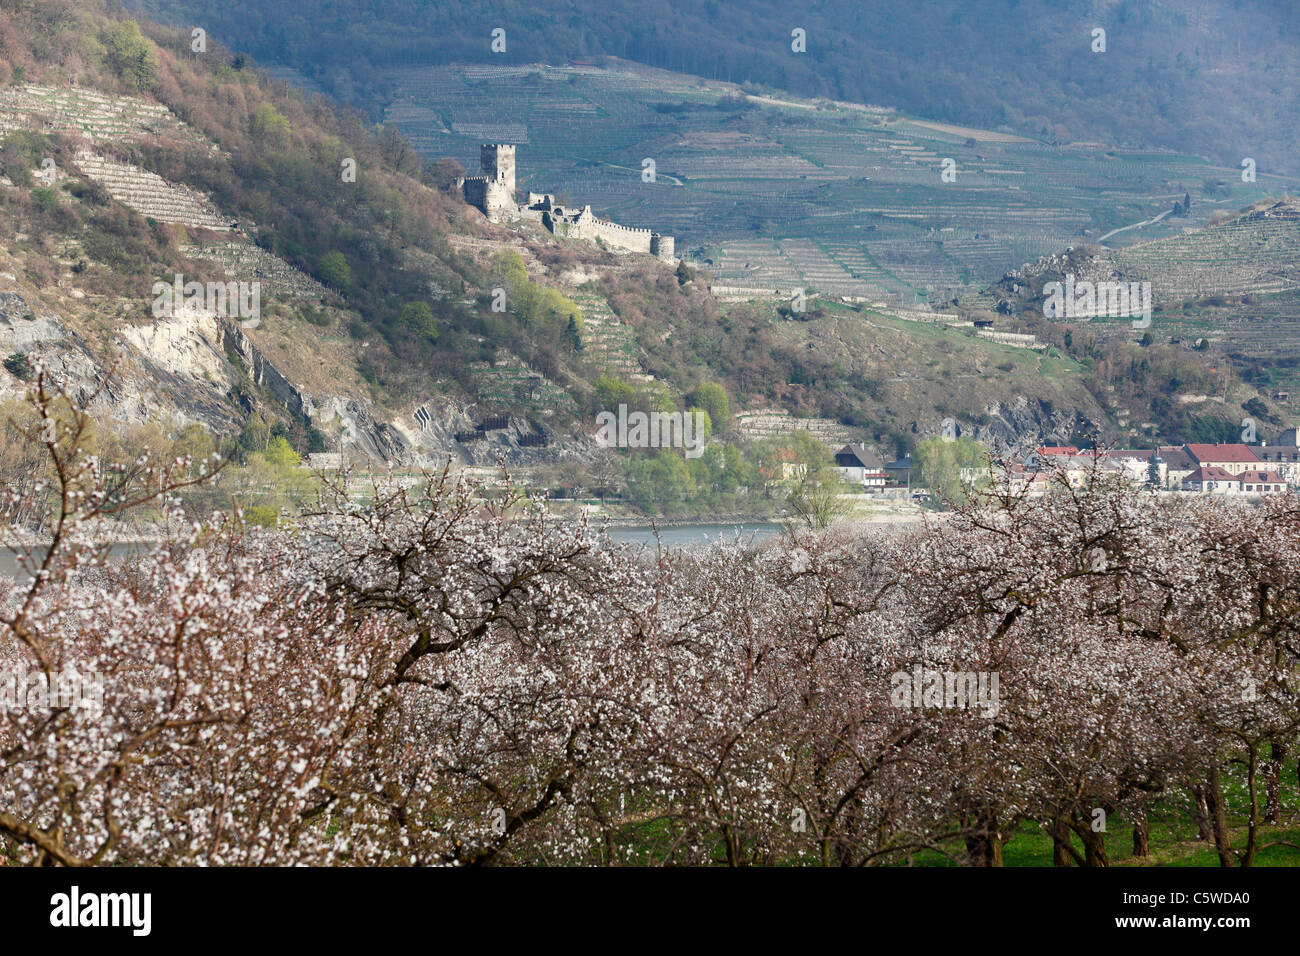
[1098, 208, 1171, 244]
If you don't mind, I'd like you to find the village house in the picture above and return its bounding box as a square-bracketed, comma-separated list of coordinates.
[1182, 465, 1286, 495]
[1103, 449, 1155, 484]
[1181, 465, 1241, 494]
[1158, 446, 1196, 489]
[883, 454, 914, 488]
[1027, 446, 1117, 488]
[1252, 444, 1300, 484]
[1184, 443, 1261, 476]
[1002, 464, 1054, 498]
[835, 444, 887, 491]
[1237, 469, 1287, 495]
[948, 437, 1295, 499]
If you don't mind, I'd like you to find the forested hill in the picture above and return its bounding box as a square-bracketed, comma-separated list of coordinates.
[130, 0, 1300, 174]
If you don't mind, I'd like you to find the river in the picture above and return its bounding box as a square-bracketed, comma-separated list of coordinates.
[0, 524, 784, 582]
[606, 522, 783, 549]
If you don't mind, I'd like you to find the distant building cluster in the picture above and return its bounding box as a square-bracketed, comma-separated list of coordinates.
[1012, 433, 1300, 496]
[829, 434, 1300, 500]
[460, 145, 675, 260]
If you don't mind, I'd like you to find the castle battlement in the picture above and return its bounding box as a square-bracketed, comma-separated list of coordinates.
[462, 145, 674, 261]
[589, 217, 650, 234]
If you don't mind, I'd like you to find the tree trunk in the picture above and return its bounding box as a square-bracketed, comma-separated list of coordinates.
[1265, 737, 1287, 825]
[1242, 742, 1262, 868]
[1131, 803, 1150, 859]
[1205, 765, 1235, 867]
[1191, 784, 1213, 841]
[1050, 814, 1073, 867]
[1063, 816, 1109, 866]
[964, 810, 1004, 866]
[1078, 820, 1108, 867]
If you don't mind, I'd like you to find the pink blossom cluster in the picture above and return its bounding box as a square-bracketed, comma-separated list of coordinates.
[2, 375, 1297, 866]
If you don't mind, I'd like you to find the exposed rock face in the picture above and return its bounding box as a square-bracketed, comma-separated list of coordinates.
[121, 310, 230, 383]
[926, 396, 1098, 456]
[402, 398, 599, 467]
[0, 289, 402, 455]
[215, 320, 305, 420]
[116, 311, 244, 431]
[1, 287, 596, 467]
[2, 296, 258, 432]
[304, 394, 411, 463]
[0, 292, 107, 408]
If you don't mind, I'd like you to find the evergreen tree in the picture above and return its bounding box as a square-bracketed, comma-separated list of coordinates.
[565, 315, 584, 352]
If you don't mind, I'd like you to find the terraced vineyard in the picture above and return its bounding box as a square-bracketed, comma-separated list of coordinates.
[73, 151, 232, 231]
[990, 201, 1300, 320]
[568, 289, 649, 380]
[1113, 207, 1300, 301]
[383, 62, 1296, 306]
[0, 84, 208, 146]
[733, 408, 860, 446]
[470, 351, 577, 417]
[180, 240, 330, 300]
[1154, 290, 1300, 411]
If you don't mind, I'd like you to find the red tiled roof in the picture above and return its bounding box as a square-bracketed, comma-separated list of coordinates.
[1238, 470, 1284, 483]
[1184, 466, 1238, 483]
[1184, 443, 1260, 465]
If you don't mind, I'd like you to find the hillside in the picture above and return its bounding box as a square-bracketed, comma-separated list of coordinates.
[366, 60, 1291, 307]
[130, 0, 1300, 177]
[0, 2, 600, 465]
[986, 199, 1300, 310]
[0, 0, 1289, 511]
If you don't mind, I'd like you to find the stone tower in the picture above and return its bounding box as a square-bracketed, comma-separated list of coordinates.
[481, 144, 516, 194]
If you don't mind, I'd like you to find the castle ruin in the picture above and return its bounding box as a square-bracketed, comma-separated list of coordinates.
[460, 144, 519, 222]
[461, 145, 674, 261]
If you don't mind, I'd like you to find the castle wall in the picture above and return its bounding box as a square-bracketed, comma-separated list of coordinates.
[577, 215, 653, 254]
[462, 177, 489, 213]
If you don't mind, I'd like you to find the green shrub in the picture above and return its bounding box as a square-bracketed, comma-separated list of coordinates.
[3, 352, 33, 381]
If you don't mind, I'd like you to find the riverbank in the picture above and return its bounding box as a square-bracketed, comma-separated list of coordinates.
[550, 493, 929, 528]
[0, 495, 933, 551]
